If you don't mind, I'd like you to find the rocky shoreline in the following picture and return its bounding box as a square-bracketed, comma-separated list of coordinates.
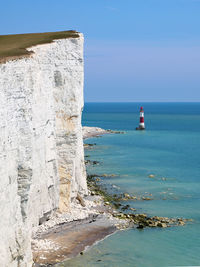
[87, 174, 191, 229]
[32, 126, 191, 266]
[32, 198, 128, 266]
[32, 127, 127, 266]
[82, 126, 124, 139]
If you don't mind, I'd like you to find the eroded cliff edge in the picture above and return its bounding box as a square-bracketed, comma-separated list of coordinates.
[0, 33, 87, 266]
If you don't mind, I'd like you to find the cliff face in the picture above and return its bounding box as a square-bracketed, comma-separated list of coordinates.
[0, 34, 87, 266]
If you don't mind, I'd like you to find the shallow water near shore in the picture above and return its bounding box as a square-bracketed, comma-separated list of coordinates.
[62, 103, 200, 267]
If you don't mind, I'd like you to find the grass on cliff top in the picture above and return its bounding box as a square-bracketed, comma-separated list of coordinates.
[0, 30, 79, 63]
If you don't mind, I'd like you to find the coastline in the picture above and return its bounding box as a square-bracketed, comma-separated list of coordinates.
[32, 201, 127, 266]
[82, 126, 109, 139]
[32, 126, 189, 266]
[32, 127, 128, 266]
[82, 126, 123, 139]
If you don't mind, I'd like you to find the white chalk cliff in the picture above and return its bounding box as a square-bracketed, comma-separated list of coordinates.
[0, 34, 87, 266]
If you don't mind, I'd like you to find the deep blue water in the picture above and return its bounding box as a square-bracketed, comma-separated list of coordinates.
[64, 103, 200, 267]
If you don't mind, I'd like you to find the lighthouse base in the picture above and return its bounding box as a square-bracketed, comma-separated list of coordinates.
[136, 126, 145, 130]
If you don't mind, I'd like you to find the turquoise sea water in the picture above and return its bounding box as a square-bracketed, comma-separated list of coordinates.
[66, 103, 200, 267]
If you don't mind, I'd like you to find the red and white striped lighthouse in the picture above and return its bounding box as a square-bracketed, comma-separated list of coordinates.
[136, 106, 145, 130]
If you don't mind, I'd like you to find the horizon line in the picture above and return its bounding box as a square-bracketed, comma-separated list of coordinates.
[84, 101, 200, 103]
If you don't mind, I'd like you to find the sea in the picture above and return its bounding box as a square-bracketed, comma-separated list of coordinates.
[63, 102, 200, 267]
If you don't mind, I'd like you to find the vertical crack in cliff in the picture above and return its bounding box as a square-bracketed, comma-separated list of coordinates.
[17, 165, 32, 221]
[54, 70, 63, 87]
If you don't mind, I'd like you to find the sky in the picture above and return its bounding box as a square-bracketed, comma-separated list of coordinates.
[1, 0, 200, 102]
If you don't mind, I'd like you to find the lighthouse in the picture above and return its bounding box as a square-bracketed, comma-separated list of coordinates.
[136, 106, 145, 130]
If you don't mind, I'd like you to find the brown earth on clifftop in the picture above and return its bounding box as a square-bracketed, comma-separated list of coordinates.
[0, 30, 79, 63]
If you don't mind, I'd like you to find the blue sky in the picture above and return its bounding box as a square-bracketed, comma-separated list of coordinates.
[1, 0, 200, 102]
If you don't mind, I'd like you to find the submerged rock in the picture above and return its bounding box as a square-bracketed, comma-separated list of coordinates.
[85, 160, 100, 166]
[130, 208, 136, 211]
[157, 222, 167, 228]
[149, 174, 155, 178]
[84, 143, 97, 149]
[121, 204, 130, 211]
[142, 197, 153, 201]
[101, 173, 117, 178]
[122, 193, 137, 200]
[137, 224, 144, 229]
[87, 173, 190, 231]
[107, 129, 125, 134]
